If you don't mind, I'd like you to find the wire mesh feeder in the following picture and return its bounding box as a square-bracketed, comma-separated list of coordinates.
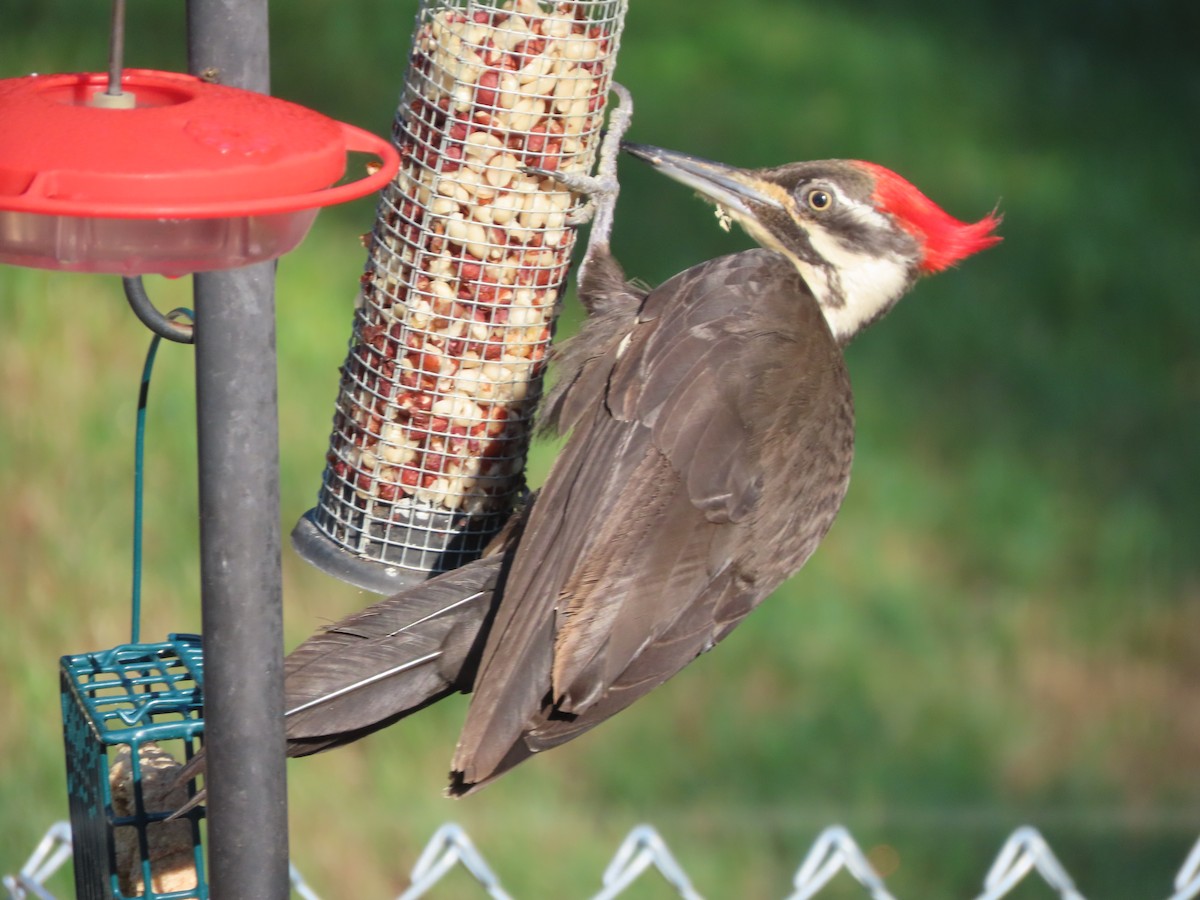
[60, 635, 207, 900]
[293, 0, 629, 593]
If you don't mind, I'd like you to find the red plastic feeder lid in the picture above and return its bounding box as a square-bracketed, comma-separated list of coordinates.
[0, 69, 399, 218]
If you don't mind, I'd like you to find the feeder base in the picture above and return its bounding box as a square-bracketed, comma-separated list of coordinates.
[290, 510, 448, 595]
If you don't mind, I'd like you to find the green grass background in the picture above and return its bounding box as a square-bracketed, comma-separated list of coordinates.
[2, 0, 1198, 896]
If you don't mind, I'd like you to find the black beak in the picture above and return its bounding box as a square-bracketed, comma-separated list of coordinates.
[621, 142, 784, 217]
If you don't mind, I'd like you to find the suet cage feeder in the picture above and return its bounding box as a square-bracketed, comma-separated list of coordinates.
[293, 0, 629, 594]
[60, 635, 207, 900]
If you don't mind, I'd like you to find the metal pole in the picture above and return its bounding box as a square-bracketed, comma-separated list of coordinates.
[187, 2, 290, 897]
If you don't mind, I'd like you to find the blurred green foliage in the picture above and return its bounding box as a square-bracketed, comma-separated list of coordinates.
[1, 0, 1198, 896]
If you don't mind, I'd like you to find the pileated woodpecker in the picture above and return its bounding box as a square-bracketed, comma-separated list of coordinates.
[177, 88, 999, 805]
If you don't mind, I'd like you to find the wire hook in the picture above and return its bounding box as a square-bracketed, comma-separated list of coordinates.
[123, 276, 195, 344]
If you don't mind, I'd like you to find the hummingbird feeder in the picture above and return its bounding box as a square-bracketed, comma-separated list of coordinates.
[0, 68, 398, 276]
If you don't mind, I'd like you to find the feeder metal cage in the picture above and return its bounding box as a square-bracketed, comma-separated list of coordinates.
[60, 635, 207, 900]
[294, 0, 629, 592]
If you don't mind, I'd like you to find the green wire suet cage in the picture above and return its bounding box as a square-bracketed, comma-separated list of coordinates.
[60, 635, 207, 900]
[56, 307, 210, 900]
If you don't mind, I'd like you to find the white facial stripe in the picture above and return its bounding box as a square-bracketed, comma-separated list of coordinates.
[724, 186, 911, 343]
[838, 192, 892, 231]
[804, 226, 909, 340]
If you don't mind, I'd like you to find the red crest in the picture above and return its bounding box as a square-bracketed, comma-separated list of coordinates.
[858, 162, 1001, 273]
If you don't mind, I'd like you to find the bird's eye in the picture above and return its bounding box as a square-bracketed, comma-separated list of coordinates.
[806, 189, 833, 211]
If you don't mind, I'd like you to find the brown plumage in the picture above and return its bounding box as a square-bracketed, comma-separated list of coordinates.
[280, 241, 853, 795]
[175, 136, 998, 808]
[448, 244, 853, 791]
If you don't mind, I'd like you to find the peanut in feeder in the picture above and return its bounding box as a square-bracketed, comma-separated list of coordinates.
[294, 0, 630, 593]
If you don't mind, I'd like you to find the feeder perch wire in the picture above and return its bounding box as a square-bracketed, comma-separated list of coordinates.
[294, 0, 629, 593]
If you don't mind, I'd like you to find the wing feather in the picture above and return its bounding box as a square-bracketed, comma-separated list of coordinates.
[451, 248, 854, 793]
[282, 554, 503, 746]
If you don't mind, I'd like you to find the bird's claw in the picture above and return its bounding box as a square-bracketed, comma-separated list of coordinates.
[521, 167, 617, 227]
[528, 84, 638, 248]
[547, 82, 633, 274]
[521, 84, 632, 287]
[566, 201, 595, 228]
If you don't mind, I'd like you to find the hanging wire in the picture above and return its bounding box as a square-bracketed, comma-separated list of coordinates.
[130, 306, 195, 643]
[106, 0, 127, 97]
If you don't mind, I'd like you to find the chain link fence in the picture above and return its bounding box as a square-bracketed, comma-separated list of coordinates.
[6, 820, 1200, 899]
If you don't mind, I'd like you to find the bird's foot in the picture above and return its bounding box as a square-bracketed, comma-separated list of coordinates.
[520, 168, 608, 227]
[523, 82, 633, 256]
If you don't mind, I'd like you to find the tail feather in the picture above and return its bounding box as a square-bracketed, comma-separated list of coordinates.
[167, 549, 510, 817]
[284, 555, 503, 743]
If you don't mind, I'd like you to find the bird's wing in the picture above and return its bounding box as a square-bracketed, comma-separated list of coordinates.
[280, 553, 504, 754]
[451, 249, 851, 791]
[280, 493, 531, 755]
[166, 555, 505, 816]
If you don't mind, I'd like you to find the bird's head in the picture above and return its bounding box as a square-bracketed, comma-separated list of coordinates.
[623, 142, 1000, 343]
